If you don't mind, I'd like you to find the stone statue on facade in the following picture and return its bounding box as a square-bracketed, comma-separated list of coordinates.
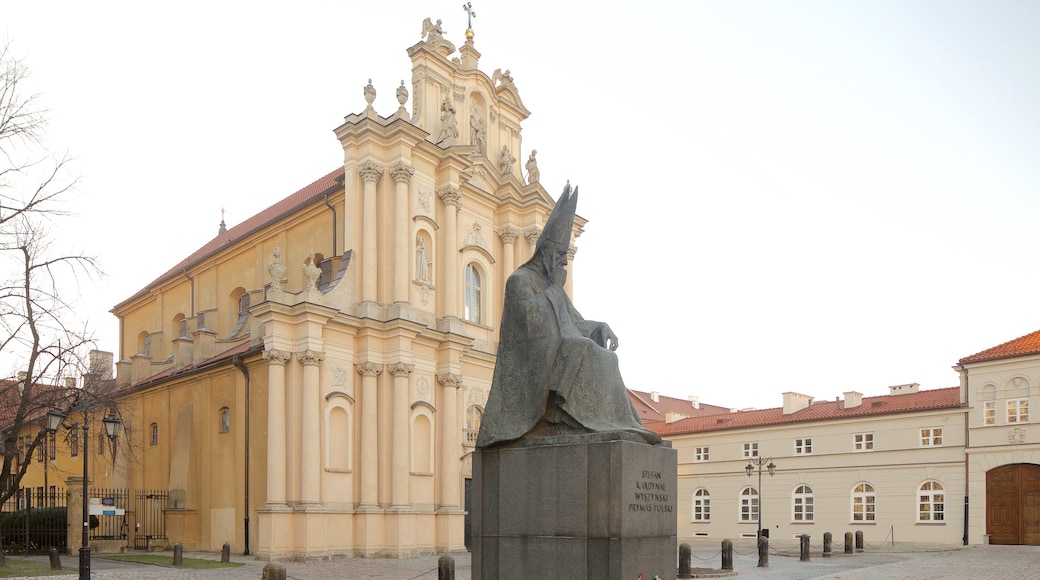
[415, 237, 431, 284]
[476, 184, 662, 448]
[303, 249, 321, 291]
[470, 108, 487, 155]
[268, 246, 287, 292]
[437, 96, 459, 146]
[421, 17, 456, 55]
[498, 145, 515, 176]
[525, 150, 540, 184]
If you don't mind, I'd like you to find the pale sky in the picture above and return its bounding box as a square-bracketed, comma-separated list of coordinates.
[4, 1, 1039, 410]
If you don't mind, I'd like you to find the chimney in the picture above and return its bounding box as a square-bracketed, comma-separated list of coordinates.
[89, 350, 115, 380]
[688, 396, 700, 409]
[649, 391, 660, 403]
[782, 392, 814, 415]
[844, 391, 863, 409]
[889, 383, 920, 396]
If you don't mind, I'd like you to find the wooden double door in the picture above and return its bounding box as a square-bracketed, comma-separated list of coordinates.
[987, 463, 1040, 545]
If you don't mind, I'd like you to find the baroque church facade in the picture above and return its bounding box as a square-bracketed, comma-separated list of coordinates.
[105, 20, 574, 559]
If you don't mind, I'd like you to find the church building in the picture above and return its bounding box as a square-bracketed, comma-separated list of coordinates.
[106, 17, 573, 559]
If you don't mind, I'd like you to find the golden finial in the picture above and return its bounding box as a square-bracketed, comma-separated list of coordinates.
[463, 2, 476, 40]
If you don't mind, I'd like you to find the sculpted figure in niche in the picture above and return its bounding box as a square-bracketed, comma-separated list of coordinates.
[470, 107, 487, 155]
[525, 150, 540, 184]
[476, 184, 662, 448]
[415, 237, 431, 284]
[499, 145, 515, 176]
[437, 96, 459, 146]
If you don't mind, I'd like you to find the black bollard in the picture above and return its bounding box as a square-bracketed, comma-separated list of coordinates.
[721, 539, 733, 571]
[438, 555, 455, 580]
[799, 534, 810, 562]
[823, 532, 832, 557]
[844, 531, 854, 554]
[48, 547, 62, 570]
[678, 543, 692, 578]
[222, 542, 231, 563]
[173, 543, 183, 566]
[757, 536, 769, 568]
[855, 530, 864, 552]
[262, 562, 287, 580]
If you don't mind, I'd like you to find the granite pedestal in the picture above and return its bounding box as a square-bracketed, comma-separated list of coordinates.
[472, 434, 677, 579]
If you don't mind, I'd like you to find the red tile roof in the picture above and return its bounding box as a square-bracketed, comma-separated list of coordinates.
[650, 387, 963, 437]
[959, 329, 1040, 365]
[113, 167, 345, 311]
[0, 380, 82, 430]
[629, 390, 731, 424]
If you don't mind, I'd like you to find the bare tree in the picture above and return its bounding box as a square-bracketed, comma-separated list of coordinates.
[0, 41, 103, 508]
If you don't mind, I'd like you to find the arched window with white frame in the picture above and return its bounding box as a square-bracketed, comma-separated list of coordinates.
[852, 482, 875, 522]
[793, 484, 814, 522]
[739, 486, 759, 522]
[692, 488, 710, 522]
[918, 480, 945, 522]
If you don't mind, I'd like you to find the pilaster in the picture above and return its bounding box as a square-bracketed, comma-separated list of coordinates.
[356, 361, 383, 509]
[388, 361, 415, 511]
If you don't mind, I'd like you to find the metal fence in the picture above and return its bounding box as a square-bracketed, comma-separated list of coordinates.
[134, 490, 168, 550]
[89, 487, 130, 541]
[0, 487, 68, 554]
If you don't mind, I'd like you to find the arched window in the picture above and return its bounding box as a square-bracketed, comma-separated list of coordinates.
[219, 407, 230, 433]
[150, 423, 158, 446]
[852, 482, 876, 522]
[692, 488, 710, 522]
[227, 288, 249, 339]
[918, 480, 945, 522]
[793, 484, 814, 522]
[173, 313, 186, 338]
[739, 486, 759, 522]
[464, 264, 482, 324]
[137, 331, 150, 356]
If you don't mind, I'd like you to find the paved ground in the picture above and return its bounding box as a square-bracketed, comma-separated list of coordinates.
[5, 542, 1040, 579]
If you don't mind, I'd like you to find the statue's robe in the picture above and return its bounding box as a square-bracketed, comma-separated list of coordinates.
[476, 262, 661, 448]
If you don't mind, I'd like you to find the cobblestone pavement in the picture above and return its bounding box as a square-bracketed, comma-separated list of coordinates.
[6, 543, 1040, 579]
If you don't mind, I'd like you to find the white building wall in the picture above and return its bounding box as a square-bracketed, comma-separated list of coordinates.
[672, 408, 967, 547]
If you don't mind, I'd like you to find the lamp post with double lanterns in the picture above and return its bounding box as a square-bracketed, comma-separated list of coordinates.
[47, 404, 121, 580]
[745, 457, 776, 567]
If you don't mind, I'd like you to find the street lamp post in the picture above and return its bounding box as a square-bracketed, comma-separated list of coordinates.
[745, 457, 776, 567]
[47, 406, 121, 580]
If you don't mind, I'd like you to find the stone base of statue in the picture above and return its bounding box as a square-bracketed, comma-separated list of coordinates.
[472, 432, 677, 579]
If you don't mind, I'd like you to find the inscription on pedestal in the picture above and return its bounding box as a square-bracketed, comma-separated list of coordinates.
[628, 470, 673, 514]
